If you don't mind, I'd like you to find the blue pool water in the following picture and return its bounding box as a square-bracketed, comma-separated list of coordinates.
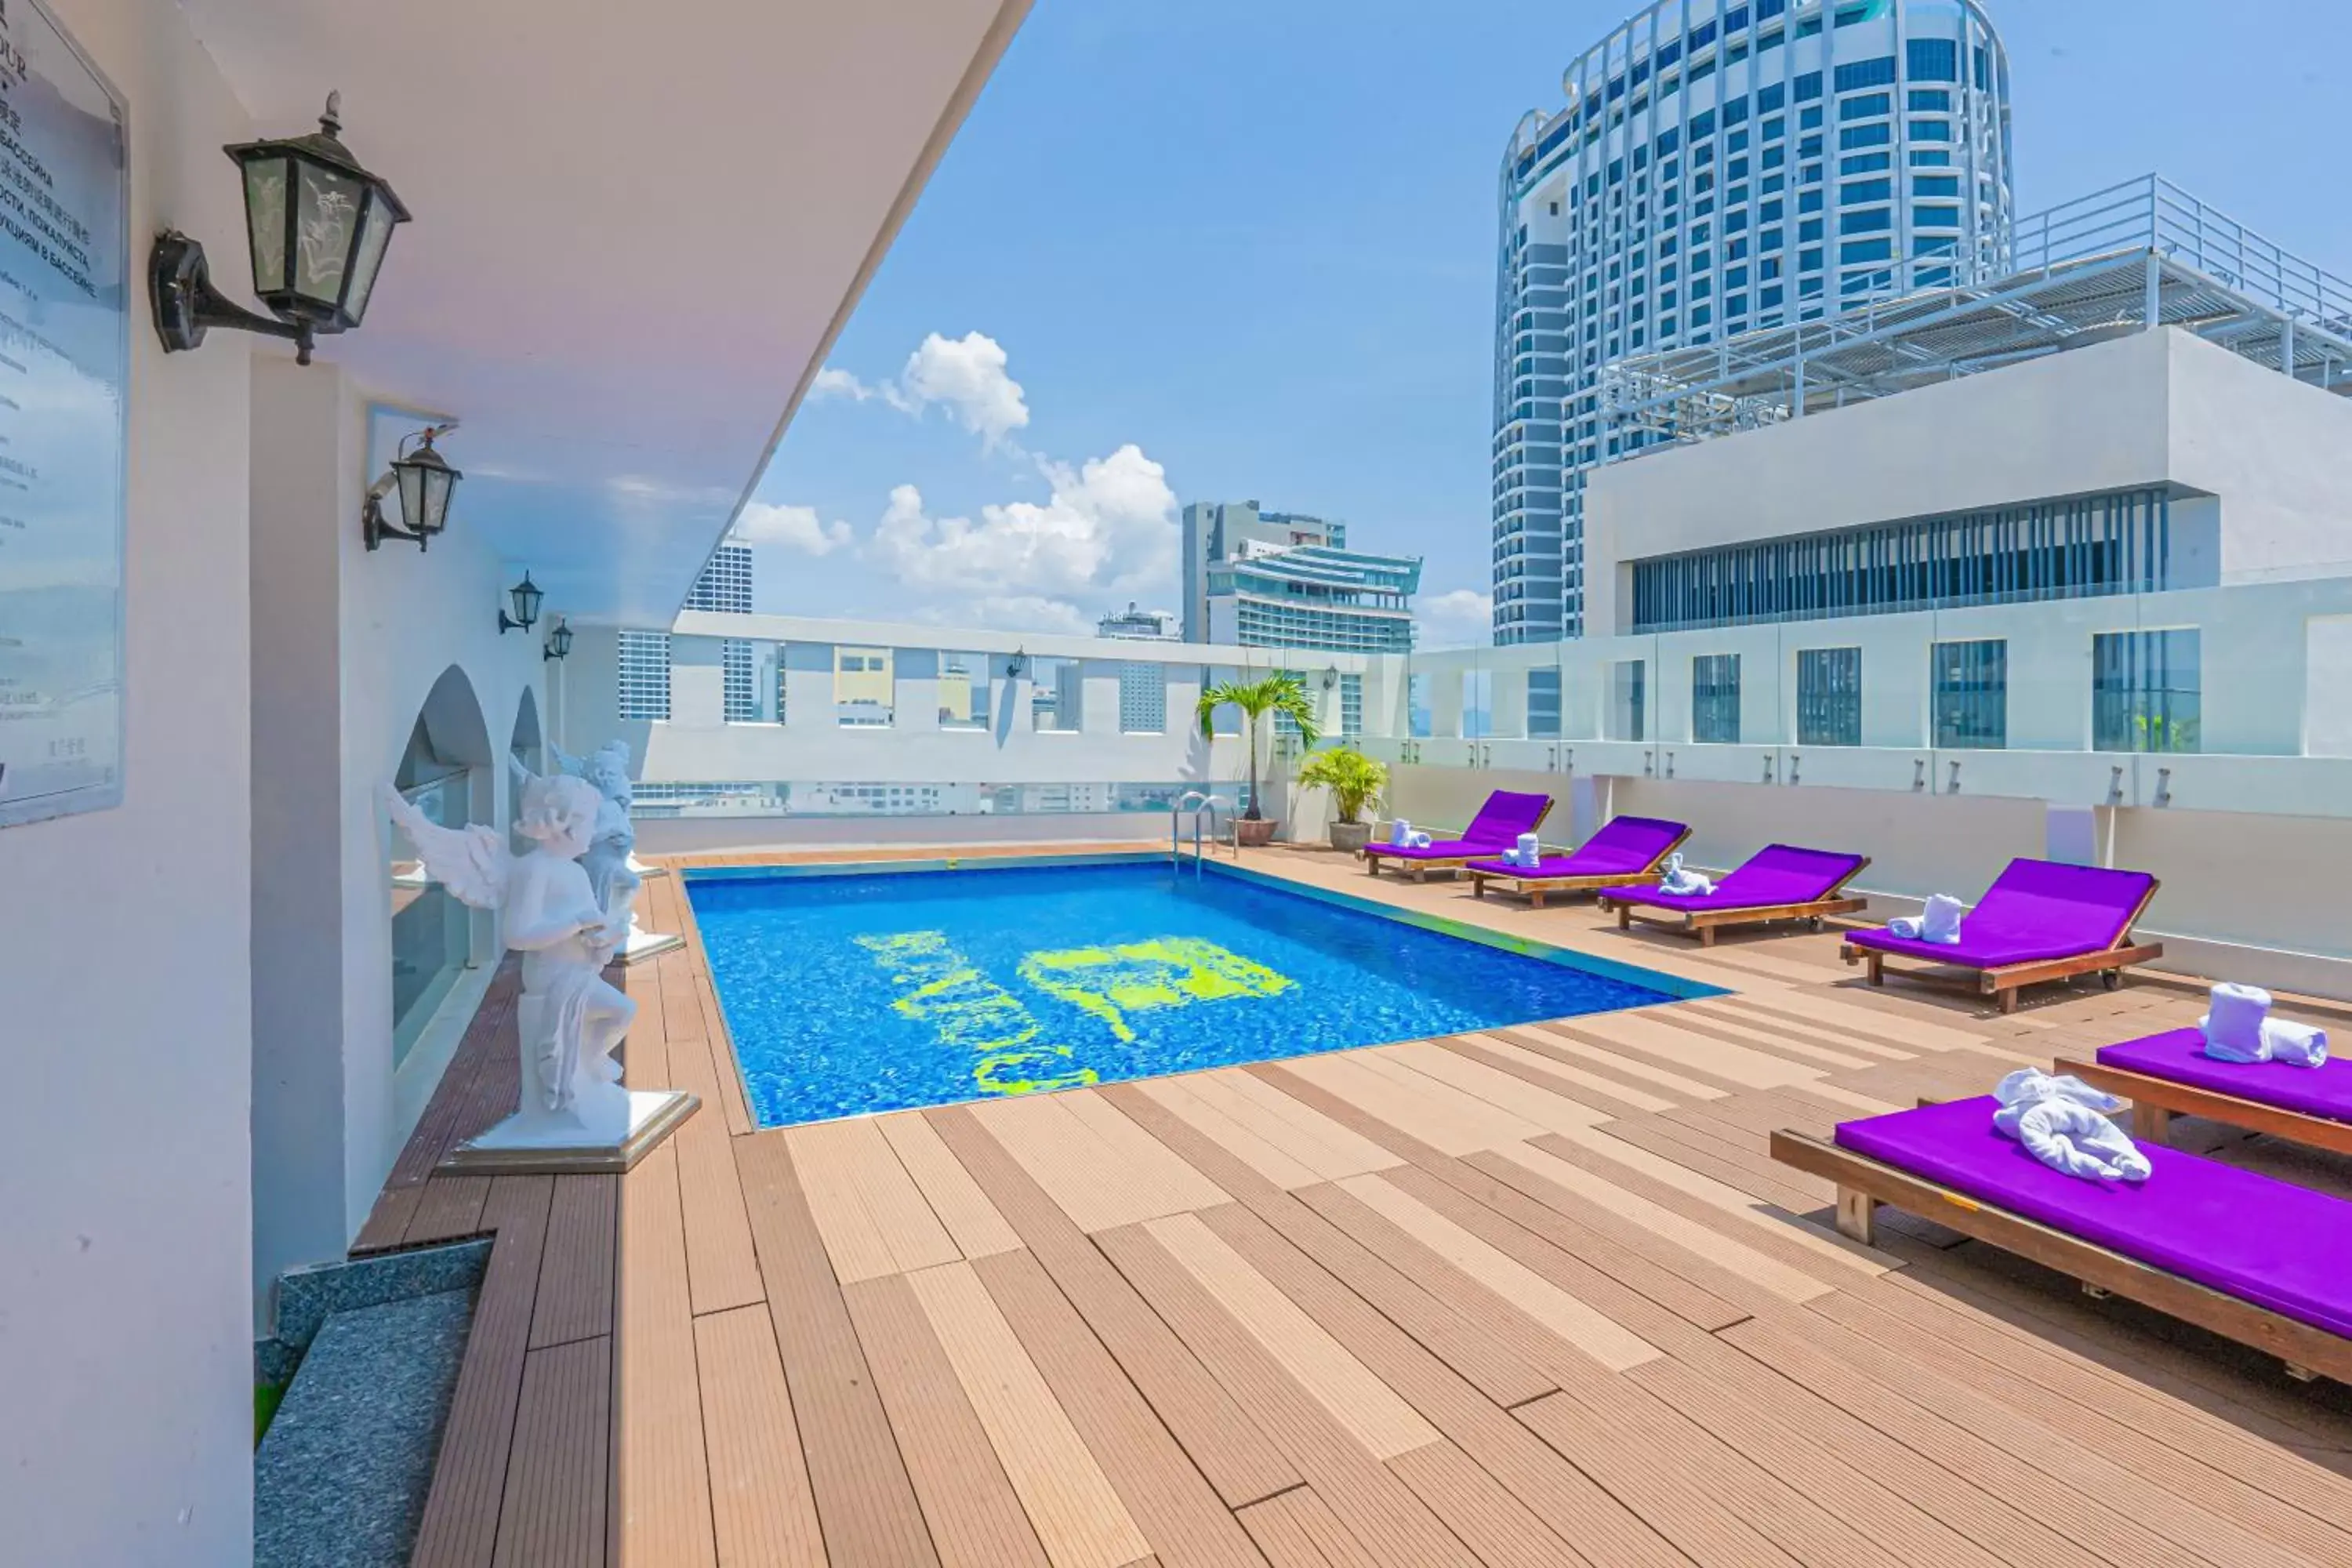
[689, 859, 1694, 1127]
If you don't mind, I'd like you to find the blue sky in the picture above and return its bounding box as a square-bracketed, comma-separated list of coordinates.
[739, 0, 2351, 646]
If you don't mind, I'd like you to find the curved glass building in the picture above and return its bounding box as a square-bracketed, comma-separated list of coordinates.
[1492, 0, 2013, 648]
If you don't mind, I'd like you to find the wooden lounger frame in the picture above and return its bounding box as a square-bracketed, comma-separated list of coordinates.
[1771, 1127, 2350, 1385]
[1364, 800, 1555, 883]
[1598, 857, 1870, 947]
[1468, 826, 1693, 909]
[2053, 1054, 2352, 1158]
[1838, 878, 2165, 1014]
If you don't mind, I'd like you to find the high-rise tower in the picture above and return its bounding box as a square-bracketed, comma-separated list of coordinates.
[1492, 0, 2012, 655]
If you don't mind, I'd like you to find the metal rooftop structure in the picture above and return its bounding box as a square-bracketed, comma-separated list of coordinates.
[1600, 176, 2352, 454]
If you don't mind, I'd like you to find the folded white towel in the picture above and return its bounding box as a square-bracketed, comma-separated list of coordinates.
[2264, 1018, 2329, 1069]
[2202, 982, 2272, 1063]
[1657, 851, 1714, 896]
[1389, 818, 1413, 848]
[1921, 893, 1966, 945]
[1887, 916, 1923, 939]
[1991, 1069, 2147, 1184]
[1513, 832, 1541, 869]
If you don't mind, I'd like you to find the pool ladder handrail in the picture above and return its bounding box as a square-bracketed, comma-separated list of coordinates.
[1171, 790, 1233, 877]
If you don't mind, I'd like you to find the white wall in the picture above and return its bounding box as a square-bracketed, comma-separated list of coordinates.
[0, 2, 255, 1559]
[1584, 328, 2352, 634]
[249, 363, 548, 1323]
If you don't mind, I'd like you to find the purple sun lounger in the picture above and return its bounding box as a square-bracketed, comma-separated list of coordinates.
[1841, 859, 2164, 1014]
[1363, 789, 1552, 881]
[1773, 1096, 2352, 1385]
[2051, 1025, 2352, 1160]
[1596, 843, 1870, 946]
[1464, 816, 1691, 909]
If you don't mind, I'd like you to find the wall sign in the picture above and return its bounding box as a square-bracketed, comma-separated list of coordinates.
[0, 0, 127, 828]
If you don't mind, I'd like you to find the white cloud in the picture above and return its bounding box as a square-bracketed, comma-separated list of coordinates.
[866, 443, 1178, 602]
[922, 596, 1095, 637]
[732, 500, 853, 556]
[808, 332, 1032, 451]
[1419, 587, 1494, 649]
[809, 366, 875, 402]
[894, 332, 1031, 449]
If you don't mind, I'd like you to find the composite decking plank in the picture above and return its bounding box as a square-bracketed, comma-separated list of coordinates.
[613, 1142, 717, 1568]
[411, 1175, 554, 1568]
[405, 1175, 495, 1245]
[1198, 1203, 1686, 1568]
[927, 1104, 1302, 1512]
[972, 1248, 1273, 1568]
[1370, 1041, 1617, 1136]
[1091, 1221, 1482, 1568]
[1544, 1012, 1826, 1092]
[1098, 1083, 1557, 1411]
[1652, 1004, 1893, 1069]
[1439, 1033, 1679, 1120]
[877, 1111, 1025, 1261]
[786, 1117, 960, 1283]
[530, 1174, 618, 1351]
[1722, 1316, 2266, 1568]
[1385, 1439, 1598, 1568]
[651, 1003, 765, 1316]
[492, 1334, 612, 1568]
[1811, 1284, 2352, 1566]
[735, 1129, 942, 1568]
[694, 1304, 827, 1568]
[1234, 1488, 1381, 1568]
[1494, 1022, 1733, 1103]
[840, 1273, 1052, 1568]
[904, 1260, 1154, 1568]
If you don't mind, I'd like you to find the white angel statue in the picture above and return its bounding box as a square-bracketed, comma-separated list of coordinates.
[538, 741, 682, 961]
[384, 771, 655, 1152]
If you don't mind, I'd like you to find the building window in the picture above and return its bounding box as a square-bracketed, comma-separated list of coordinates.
[616, 630, 671, 720]
[1933, 640, 2008, 750]
[938, 652, 990, 731]
[1524, 667, 1559, 739]
[1692, 654, 1740, 742]
[1341, 673, 1365, 739]
[2093, 630, 2201, 753]
[1610, 659, 1646, 742]
[834, 646, 895, 728]
[1797, 647, 1862, 746]
[1118, 662, 1166, 735]
[683, 544, 753, 614]
[1031, 656, 1082, 733]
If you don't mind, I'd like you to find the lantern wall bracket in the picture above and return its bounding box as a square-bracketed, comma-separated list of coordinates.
[361, 424, 462, 552]
[151, 230, 317, 365]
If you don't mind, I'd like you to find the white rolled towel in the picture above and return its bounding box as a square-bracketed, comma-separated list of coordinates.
[1921, 894, 1966, 945]
[1408, 831, 1433, 849]
[2264, 1018, 2329, 1069]
[1514, 832, 1541, 869]
[1887, 916, 1923, 939]
[2201, 982, 2273, 1064]
[1389, 818, 1413, 847]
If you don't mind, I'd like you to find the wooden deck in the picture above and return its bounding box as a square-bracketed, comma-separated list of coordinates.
[358, 842, 2352, 1567]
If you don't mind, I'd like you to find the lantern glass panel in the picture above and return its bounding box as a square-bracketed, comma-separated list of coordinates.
[422, 466, 453, 533]
[343, 195, 397, 324]
[513, 579, 543, 627]
[292, 161, 365, 307]
[244, 158, 289, 294]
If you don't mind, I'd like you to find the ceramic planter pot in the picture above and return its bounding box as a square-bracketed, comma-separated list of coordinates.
[1234, 818, 1279, 848]
[1328, 821, 1374, 853]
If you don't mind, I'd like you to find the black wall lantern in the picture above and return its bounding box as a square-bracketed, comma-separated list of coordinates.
[151, 92, 411, 366]
[543, 618, 573, 662]
[362, 425, 462, 550]
[1322, 664, 1340, 691]
[499, 572, 543, 635]
[1005, 646, 1029, 680]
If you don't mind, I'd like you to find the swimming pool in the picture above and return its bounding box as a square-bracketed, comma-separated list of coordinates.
[688, 856, 1709, 1127]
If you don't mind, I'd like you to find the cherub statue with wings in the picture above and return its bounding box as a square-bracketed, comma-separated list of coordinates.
[383, 771, 641, 1145]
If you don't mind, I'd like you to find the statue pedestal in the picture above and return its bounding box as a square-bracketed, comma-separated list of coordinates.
[437, 1089, 699, 1176]
[626, 854, 669, 880]
[618, 928, 684, 965]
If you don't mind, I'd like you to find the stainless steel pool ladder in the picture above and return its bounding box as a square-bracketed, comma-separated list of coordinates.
[1171, 790, 1233, 877]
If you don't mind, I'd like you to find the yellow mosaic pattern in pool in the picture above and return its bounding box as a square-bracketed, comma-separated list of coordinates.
[855, 931, 1098, 1097]
[855, 930, 1298, 1094]
[1018, 936, 1295, 1044]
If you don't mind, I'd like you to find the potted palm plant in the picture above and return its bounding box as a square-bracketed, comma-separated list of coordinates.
[1196, 670, 1320, 847]
[1295, 746, 1388, 853]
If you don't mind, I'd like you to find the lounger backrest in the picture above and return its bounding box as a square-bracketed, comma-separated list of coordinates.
[1461, 789, 1553, 845]
[1581, 815, 1689, 870]
[1971, 858, 2156, 948]
[1715, 843, 1867, 902]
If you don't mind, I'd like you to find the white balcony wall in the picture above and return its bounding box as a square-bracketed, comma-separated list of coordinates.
[2, 2, 253, 1558]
